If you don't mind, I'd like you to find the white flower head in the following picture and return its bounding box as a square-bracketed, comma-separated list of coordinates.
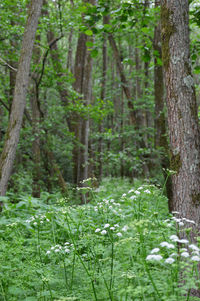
[64, 248, 70, 253]
[165, 257, 175, 264]
[151, 248, 160, 254]
[122, 193, 127, 197]
[191, 256, 200, 262]
[122, 225, 128, 232]
[144, 189, 151, 194]
[170, 235, 179, 242]
[55, 249, 60, 253]
[130, 195, 136, 200]
[104, 223, 110, 228]
[181, 252, 190, 258]
[189, 244, 200, 252]
[160, 242, 175, 249]
[116, 232, 122, 237]
[177, 239, 189, 244]
[46, 250, 51, 255]
[95, 228, 101, 233]
[110, 227, 115, 231]
[146, 254, 163, 261]
[101, 230, 107, 235]
[135, 190, 140, 195]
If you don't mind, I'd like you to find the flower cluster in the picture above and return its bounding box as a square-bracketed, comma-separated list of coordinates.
[93, 198, 122, 215]
[94, 222, 127, 238]
[26, 214, 50, 226]
[121, 185, 152, 201]
[146, 235, 200, 264]
[46, 242, 73, 255]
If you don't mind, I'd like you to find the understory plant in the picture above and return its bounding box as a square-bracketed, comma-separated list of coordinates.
[0, 177, 199, 300]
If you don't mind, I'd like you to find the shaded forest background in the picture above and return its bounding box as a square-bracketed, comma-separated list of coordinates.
[0, 0, 200, 201]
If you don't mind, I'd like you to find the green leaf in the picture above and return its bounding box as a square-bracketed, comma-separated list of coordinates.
[90, 49, 98, 58]
[84, 29, 93, 36]
[86, 41, 93, 47]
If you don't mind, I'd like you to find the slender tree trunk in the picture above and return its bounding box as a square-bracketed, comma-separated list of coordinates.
[99, 26, 107, 180]
[154, 0, 173, 211]
[0, 0, 43, 199]
[161, 0, 200, 228]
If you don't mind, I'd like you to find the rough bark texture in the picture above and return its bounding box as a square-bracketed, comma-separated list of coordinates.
[161, 0, 200, 227]
[154, 0, 173, 211]
[0, 0, 43, 198]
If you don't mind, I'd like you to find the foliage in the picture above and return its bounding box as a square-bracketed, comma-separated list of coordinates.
[0, 178, 199, 300]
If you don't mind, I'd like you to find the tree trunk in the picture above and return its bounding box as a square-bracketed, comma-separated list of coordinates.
[0, 0, 43, 199]
[154, 0, 173, 211]
[161, 0, 200, 228]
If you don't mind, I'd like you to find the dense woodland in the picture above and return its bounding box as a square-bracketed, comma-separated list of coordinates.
[1, 0, 200, 300]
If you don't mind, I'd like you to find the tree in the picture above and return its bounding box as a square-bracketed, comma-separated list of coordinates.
[0, 0, 43, 199]
[161, 0, 200, 229]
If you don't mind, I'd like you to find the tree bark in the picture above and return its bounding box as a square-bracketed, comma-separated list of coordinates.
[0, 0, 43, 199]
[154, 0, 173, 210]
[161, 0, 200, 228]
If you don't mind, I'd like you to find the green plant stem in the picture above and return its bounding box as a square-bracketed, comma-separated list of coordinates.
[65, 213, 98, 301]
[0, 280, 7, 301]
[110, 241, 114, 292]
[37, 225, 42, 263]
[63, 258, 69, 289]
[90, 247, 113, 301]
[70, 252, 76, 289]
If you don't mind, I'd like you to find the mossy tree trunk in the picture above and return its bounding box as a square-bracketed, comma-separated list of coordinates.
[0, 0, 43, 200]
[154, 0, 173, 211]
[161, 0, 200, 228]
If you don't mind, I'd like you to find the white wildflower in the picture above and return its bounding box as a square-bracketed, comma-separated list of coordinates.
[191, 256, 200, 262]
[177, 239, 189, 244]
[55, 249, 60, 253]
[95, 228, 101, 233]
[33, 222, 37, 226]
[130, 195, 136, 200]
[165, 257, 175, 264]
[116, 232, 122, 237]
[64, 248, 70, 253]
[122, 193, 127, 197]
[181, 252, 190, 258]
[189, 244, 200, 252]
[160, 242, 175, 249]
[46, 250, 51, 255]
[104, 223, 110, 228]
[114, 224, 119, 227]
[170, 235, 179, 242]
[151, 248, 160, 254]
[178, 222, 184, 227]
[110, 227, 115, 231]
[101, 230, 107, 235]
[135, 190, 140, 195]
[128, 189, 134, 193]
[122, 225, 129, 232]
[144, 189, 151, 194]
[146, 254, 163, 261]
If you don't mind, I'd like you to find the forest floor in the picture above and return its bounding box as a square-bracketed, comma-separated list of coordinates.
[0, 178, 200, 301]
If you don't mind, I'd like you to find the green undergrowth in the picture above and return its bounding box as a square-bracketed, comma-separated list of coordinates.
[0, 178, 199, 301]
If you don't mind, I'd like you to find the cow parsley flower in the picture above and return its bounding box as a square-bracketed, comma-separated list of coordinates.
[104, 223, 110, 228]
[95, 228, 101, 233]
[165, 257, 175, 264]
[160, 242, 175, 249]
[116, 232, 122, 237]
[151, 248, 160, 254]
[189, 244, 199, 252]
[170, 235, 179, 242]
[101, 230, 107, 235]
[191, 256, 200, 262]
[146, 254, 163, 261]
[181, 252, 189, 258]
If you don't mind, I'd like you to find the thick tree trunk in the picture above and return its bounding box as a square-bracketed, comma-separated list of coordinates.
[0, 0, 43, 199]
[161, 0, 200, 227]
